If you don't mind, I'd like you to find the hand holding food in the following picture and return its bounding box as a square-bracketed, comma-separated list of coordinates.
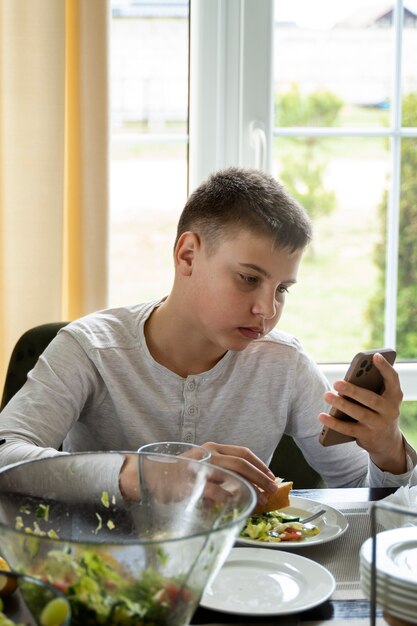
[201, 442, 277, 495]
[252, 477, 293, 514]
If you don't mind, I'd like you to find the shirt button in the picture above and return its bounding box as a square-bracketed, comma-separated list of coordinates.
[184, 433, 193, 442]
[188, 406, 196, 415]
[187, 380, 195, 391]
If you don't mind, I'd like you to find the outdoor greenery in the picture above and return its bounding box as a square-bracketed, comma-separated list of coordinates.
[366, 92, 417, 359]
[401, 402, 417, 448]
[274, 86, 416, 443]
[275, 83, 344, 127]
[275, 85, 344, 225]
[365, 92, 417, 441]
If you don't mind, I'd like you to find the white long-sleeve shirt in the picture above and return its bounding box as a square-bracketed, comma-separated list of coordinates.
[0, 301, 415, 490]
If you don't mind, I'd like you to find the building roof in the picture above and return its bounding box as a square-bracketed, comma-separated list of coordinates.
[335, 3, 417, 28]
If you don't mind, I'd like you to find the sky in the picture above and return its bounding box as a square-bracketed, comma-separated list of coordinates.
[274, 0, 417, 29]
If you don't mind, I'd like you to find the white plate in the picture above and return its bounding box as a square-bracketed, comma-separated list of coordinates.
[200, 547, 335, 615]
[237, 495, 348, 548]
[360, 528, 417, 585]
[360, 565, 417, 603]
[361, 571, 417, 611]
[360, 578, 417, 626]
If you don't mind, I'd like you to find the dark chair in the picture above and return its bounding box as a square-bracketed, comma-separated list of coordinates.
[1, 322, 323, 488]
[270, 434, 324, 489]
[1, 322, 68, 410]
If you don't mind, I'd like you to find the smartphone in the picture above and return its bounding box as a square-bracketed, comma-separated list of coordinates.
[319, 348, 397, 447]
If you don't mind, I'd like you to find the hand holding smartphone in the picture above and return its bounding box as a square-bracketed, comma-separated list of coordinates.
[319, 348, 397, 447]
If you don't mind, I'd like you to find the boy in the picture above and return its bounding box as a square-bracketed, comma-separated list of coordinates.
[0, 168, 415, 502]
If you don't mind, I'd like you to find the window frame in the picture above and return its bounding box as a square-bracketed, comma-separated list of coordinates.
[189, 0, 274, 189]
[189, 0, 417, 399]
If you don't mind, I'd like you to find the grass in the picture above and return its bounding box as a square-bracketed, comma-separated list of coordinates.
[268, 105, 392, 361]
[338, 103, 389, 128]
[274, 103, 390, 160]
[274, 134, 388, 162]
[399, 402, 417, 449]
[405, 428, 417, 450]
[281, 235, 379, 362]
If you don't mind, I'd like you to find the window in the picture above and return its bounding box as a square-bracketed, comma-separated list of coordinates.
[272, 0, 417, 361]
[109, 0, 189, 306]
[269, 0, 417, 421]
[110, 1, 416, 423]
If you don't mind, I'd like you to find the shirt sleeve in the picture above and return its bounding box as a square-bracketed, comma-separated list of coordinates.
[0, 330, 103, 470]
[366, 438, 417, 487]
[0, 453, 126, 505]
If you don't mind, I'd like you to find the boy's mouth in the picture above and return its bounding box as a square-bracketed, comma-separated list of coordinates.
[238, 327, 263, 340]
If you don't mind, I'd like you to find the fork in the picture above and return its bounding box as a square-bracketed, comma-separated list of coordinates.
[300, 508, 326, 524]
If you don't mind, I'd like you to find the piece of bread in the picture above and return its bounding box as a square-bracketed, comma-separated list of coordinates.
[252, 477, 293, 515]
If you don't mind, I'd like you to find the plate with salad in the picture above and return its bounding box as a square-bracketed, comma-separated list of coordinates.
[237, 496, 348, 548]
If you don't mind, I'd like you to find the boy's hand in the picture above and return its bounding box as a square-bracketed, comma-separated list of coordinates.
[319, 353, 406, 474]
[202, 442, 278, 509]
[119, 453, 140, 500]
[119, 448, 268, 508]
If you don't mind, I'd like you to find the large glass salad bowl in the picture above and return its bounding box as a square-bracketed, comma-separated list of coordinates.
[0, 451, 255, 626]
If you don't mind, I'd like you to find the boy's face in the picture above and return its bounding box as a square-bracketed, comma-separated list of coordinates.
[180, 229, 304, 353]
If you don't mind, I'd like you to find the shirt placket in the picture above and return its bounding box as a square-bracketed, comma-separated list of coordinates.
[181, 377, 198, 443]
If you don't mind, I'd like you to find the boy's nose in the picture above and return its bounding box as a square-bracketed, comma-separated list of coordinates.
[252, 294, 277, 320]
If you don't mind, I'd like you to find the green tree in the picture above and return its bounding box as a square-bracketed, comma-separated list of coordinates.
[366, 93, 417, 441]
[276, 83, 343, 127]
[275, 84, 344, 223]
[366, 93, 417, 358]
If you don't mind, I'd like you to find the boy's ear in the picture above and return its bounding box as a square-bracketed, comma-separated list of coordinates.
[175, 232, 201, 275]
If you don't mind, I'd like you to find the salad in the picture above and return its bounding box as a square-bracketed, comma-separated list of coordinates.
[240, 510, 320, 543]
[9, 493, 196, 625]
[32, 549, 193, 626]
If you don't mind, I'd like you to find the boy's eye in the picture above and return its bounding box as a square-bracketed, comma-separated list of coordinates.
[276, 285, 289, 294]
[239, 273, 259, 285]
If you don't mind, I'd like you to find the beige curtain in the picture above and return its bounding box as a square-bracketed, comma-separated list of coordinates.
[0, 0, 109, 390]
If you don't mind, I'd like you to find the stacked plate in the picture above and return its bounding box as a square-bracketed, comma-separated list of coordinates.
[360, 527, 417, 625]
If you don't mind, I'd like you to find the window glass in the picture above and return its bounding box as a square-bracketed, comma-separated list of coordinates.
[109, 1, 189, 306]
[108, 0, 416, 376]
[274, 0, 394, 127]
[274, 137, 390, 362]
[273, 0, 417, 365]
[110, 140, 187, 304]
[402, 401, 417, 449]
[396, 137, 417, 359]
[403, 25, 417, 124]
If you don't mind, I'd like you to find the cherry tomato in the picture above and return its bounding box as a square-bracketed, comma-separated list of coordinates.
[280, 527, 303, 541]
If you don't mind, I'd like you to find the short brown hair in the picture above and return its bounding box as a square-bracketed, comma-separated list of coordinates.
[175, 167, 312, 253]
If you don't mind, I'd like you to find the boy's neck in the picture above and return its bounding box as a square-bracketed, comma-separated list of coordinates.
[144, 298, 226, 378]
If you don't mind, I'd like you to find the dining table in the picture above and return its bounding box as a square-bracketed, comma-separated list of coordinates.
[191, 487, 399, 626]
